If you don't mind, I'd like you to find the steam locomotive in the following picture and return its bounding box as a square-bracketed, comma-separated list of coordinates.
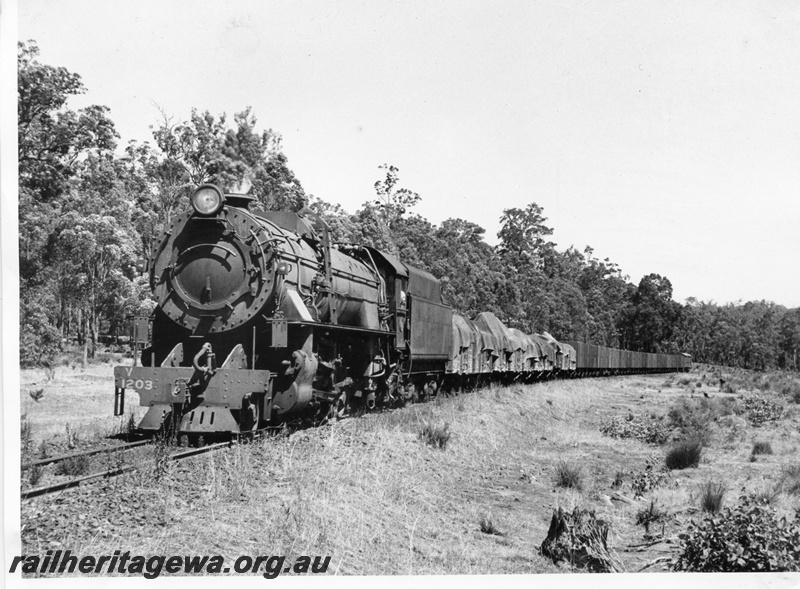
[113, 184, 690, 435]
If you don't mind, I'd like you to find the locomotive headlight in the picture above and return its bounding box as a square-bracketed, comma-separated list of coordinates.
[192, 184, 224, 215]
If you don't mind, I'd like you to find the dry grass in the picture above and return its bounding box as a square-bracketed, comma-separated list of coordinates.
[699, 481, 726, 513]
[777, 464, 800, 496]
[749, 485, 781, 506]
[418, 420, 451, 449]
[18, 363, 800, 575]
[19, 360, 147, 452]
[552, 461, 584, 490]
[751, 441, 773, 456]
[665, 439, 703, 470]
[53, 455, 91, 477]
[478, 515, 503, 536]
[635, 499, 668, 532]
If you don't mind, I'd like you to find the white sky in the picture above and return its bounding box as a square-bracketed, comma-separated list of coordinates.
[12, 0, 800, 307]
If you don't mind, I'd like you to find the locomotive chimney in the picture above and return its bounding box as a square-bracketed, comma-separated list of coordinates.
[225, 175, 255, 208]
[225, 193, 255, 209]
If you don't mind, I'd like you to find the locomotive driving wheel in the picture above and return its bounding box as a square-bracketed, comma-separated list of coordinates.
[402, 382, 418, 404]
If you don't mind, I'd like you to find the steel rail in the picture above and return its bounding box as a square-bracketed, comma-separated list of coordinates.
[20, 428, 280, 500]
[21, 439, 153, 470]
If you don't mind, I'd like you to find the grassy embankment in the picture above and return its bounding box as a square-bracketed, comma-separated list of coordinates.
[18, 361, 800, 575]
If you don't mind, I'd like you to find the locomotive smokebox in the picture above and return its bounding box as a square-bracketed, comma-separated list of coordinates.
[150, 189, 280, 335]
[149, 184, 384, 337]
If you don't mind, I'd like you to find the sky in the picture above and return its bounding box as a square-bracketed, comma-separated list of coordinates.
[10, 0, 800, 307]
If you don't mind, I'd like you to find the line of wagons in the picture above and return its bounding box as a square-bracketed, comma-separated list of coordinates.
[445, 311, 691, 381]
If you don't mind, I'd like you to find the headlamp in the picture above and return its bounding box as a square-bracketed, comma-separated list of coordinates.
[192, 184, 224, 216]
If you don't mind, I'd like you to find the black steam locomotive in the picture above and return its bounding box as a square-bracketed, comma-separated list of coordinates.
[113, 184, 689, 435]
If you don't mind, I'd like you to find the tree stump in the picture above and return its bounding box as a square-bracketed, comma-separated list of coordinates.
[540, 507, 625, 572]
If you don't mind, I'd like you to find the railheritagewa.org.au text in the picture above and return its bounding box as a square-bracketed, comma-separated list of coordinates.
[9, 551, 331, 579]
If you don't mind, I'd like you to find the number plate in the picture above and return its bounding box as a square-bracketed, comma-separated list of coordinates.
[122, 377, 155, 391]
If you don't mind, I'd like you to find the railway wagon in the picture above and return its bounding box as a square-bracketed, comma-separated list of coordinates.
[562, 341, 690, 376]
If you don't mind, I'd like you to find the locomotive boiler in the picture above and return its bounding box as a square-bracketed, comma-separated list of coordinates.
[114, 184, 452, 434]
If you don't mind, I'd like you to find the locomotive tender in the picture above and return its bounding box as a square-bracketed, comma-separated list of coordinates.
[114, 184, 690, 435]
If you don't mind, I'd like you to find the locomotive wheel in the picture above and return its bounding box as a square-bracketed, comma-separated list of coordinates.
[322, 390, 346, 421]
[407, 383, 419, 403]
[325, 400, 338, 422]
[428, 380, 438, 398]
[419, 383, 429, 402]
[335, 391, 349, 419]
[186, 434, 204, 447]
[386, 378, 402, 407]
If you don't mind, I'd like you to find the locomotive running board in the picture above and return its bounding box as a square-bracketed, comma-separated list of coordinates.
[264, 319, 392, 337]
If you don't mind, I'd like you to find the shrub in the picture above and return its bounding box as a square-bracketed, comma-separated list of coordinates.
[119, 412, 137, 440]
[611, 470, 624, 489]
[665, 438, 703, 470]
[65, 423, 79, 449]
[553, 460, 583, 490]
[42, 363, 57, 380]
[635, 499, 668, 533]
[94, 352, 115, 364]
[630, 458, 667, 498]
[600, 413, 669, 445]
[479, 515, 502, 536]
[779, 380, 800, 400]
[20, 415, 34, 454]
[419, 421, 451, 449]
[748, 487, 780, 506]
[54, 455, 90, 477]
[778, 465, 800, 496]
[785, 382, 800, 404]
[700, 481, 725, 513]
[742, 395, 783, 427]
[751, 441, 773, 456]
[671, 497, 800, 571]
[667, 397, 731, 442]
[20, 301, 62, 367]
[28, 465, 43, 487]
[152, 426, 179, 480]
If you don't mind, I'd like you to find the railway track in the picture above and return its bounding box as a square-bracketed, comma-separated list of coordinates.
[21, 439, 153, 471]
[20, 429, 280, 500]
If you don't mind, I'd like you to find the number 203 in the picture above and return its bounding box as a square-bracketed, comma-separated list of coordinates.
[123, 378, 153, 390]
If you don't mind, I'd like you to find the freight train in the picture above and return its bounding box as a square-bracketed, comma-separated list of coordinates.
[113, 184, 690, 435]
